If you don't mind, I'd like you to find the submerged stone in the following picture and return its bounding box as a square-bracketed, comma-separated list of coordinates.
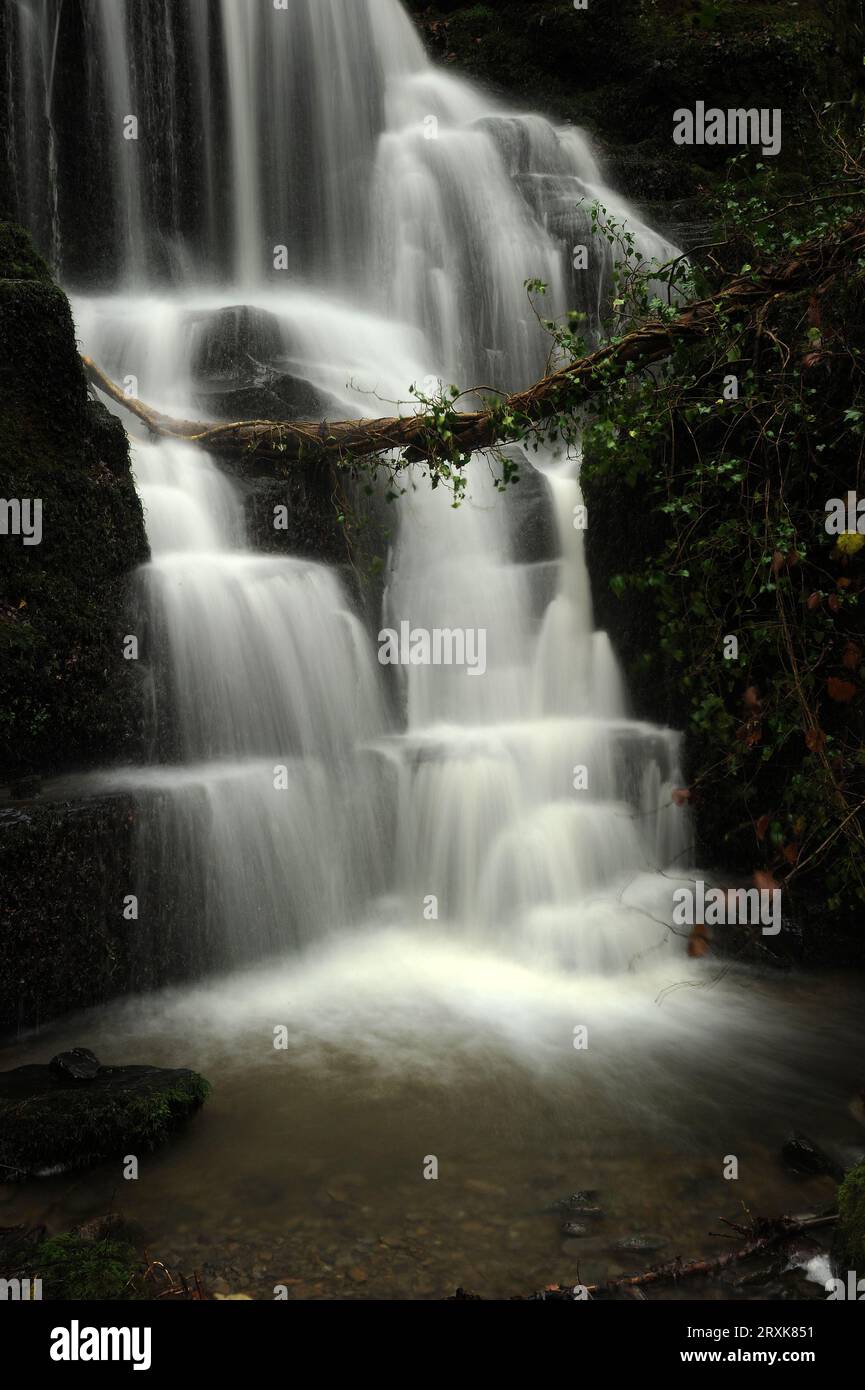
[612, 1235, 668, 1254]
[0, 1059, 210, 1182]
[781, 1132, 844, 1181]
[549, 1191, 604, 1217]
[560, 1221, 589, 1238]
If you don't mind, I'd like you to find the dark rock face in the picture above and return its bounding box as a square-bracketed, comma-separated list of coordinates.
[49, 1048, 101, 1083]
[0, 1059, 210, 1181]
[188, 304, 340, 422]
[195, 377, 332, 423]
[582, 456, 680, 730]
[190, 305, 286, 381]
[242, 472, 352, 567]
[503, 451, 558, 566]
[781, 1133, 845, 1183]
[0, 791, 136, 1035]
[0, 223, 149, 780]
[0, 786, 224, 1036]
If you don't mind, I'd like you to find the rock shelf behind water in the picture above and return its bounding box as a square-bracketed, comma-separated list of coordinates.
[0, 1054, 210, 1182]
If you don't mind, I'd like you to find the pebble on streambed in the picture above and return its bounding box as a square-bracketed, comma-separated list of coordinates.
[0, 1048, 210, 1181]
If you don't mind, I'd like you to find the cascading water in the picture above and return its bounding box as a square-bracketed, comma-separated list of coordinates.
[5, 0, 863, 1298]
[12, 0, 689, 981]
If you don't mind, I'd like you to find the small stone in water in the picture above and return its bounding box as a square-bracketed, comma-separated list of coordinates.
[613, 1235, 668, 1254]
[549, 1191, 603, 1217]
[561, 1221, 589, 1238]
[780, 1133, 843, 1180]
[464, 1178, 506, 1197]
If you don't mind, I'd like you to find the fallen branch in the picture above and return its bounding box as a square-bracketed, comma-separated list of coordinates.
[448, 1211, 838, 1300]
[584, 1212, 836, 1297]
[82, 210, 865, 472]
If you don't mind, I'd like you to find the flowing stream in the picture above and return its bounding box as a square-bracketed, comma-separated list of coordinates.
[3, 0, 864, 1298]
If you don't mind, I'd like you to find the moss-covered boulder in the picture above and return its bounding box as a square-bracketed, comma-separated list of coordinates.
[0, 1054, 210, 1181]
[0, 221, 148, 778]
[835, 1160, 865, 1274]
[0, 1215, 147, 1300]
[32, 1230, 142, 1301]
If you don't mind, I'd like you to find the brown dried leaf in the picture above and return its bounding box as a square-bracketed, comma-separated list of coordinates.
[827, 676, 858, 702]
[753, 869, 778, 893]
[805, 727, 827, 752]
[687, 924, 711, 958]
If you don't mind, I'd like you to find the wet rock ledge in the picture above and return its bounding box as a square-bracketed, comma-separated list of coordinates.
[0, 1049, 210, 1182]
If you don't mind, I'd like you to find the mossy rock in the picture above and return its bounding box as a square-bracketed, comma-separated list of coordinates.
[0, 221, 52, 281]
[0, 221, 149, 777]
[0, 1216, 146, 1300]
[34, 1231, 141, 1301]
[835, 1160, 865, 1274]
[0, 1059, 210, 1181]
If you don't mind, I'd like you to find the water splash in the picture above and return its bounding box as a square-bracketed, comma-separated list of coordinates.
[10, 0, 693, 999]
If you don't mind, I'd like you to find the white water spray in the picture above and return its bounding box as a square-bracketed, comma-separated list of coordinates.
[12, 0, 707, 1036]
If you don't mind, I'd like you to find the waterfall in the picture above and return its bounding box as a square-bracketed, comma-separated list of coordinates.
[6, 0, 695, 989]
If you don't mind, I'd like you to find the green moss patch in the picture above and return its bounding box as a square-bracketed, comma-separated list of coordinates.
[0, 221, 149, 777]
[0, 1061, 210, 1181]
[836, 1160, 865, 1273]
[34, 1231, 141, 1301]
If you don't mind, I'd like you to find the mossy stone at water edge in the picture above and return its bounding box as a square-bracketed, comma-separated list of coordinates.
[0, 1218, 145, 1300]
[0, 1060, 210, 1181]
[835, 1160, 865, 1273]
[32, 1232, 141, 1301]
[0, 221, 149, 778]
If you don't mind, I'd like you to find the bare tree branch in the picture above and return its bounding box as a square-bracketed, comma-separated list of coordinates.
[81, 211, 865, 472]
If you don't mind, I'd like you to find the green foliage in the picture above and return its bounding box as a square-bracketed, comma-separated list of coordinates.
[576, 132, 865, 925]
[35, 1232, 140, 1301]
[837, 1160, 865, 1270]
